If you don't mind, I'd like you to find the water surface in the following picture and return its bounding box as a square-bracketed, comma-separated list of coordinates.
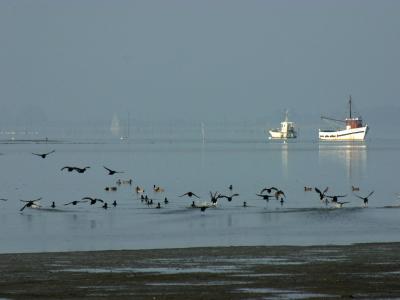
[0, 136, 399, 253]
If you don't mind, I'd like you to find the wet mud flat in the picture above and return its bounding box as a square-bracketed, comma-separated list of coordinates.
[1, 243, 400, 299]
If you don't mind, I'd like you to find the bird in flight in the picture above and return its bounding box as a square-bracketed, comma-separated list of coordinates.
[103, 166, 124, 175]
[354, 191, 374, 207]
[61, 166, 75, 172]
[82, 197, 104, 205]
[326, 194, 347, 203]
[32, 150, 55, 159]
[256, 193, 274, 201]
[20, 198, 42, 211]
[260, 187, 278, 194]
[74, 166, 90, 173]
[218, 194, 239, 202]
[179, 192, 200, 198]
[315, 187, 329, 200]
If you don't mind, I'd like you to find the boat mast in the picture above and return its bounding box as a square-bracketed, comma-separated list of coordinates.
[349, 95, 352, 119]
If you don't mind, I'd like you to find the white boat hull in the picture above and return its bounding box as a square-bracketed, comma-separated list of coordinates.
[269, 130, 297, 139]
[319, 126, 368, 141]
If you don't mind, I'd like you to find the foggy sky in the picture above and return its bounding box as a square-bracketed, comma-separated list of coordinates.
[0, 0, 399, 129]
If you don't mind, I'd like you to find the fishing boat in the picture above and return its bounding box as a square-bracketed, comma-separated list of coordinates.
[268, 111, 297, 139]
[319, 96, 368, 141]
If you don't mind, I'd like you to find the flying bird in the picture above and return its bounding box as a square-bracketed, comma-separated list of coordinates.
[103, 166, 124, 175]
[209, 191, 221, 204]
[260, 187, 278, 194]
[354, 191, 374, 207]
[327, 194, 347, 203]
[218, 194, 239, 202]
[315, 187, 329, 200]
[179, 192, 200, 198]
[32, 150, 55, 159]
[256, 193, 273, 201]
[61, 166, 75, 172]
[82, 197, 104, 205]
[20, 198, 42, 211]
[74, 166, 90, 173]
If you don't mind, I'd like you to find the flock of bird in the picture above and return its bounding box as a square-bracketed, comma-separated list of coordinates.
[0, 149, 395, 213]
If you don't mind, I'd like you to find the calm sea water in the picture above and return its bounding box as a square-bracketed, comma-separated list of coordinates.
[0, 135, 400, 253]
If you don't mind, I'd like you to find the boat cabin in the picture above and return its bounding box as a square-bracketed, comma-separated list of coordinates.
[345, 118, 363, 130]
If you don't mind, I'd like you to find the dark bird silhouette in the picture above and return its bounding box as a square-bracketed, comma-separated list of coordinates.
[103, 166, 124, 175]
[20, 198, 42, 211]
[82, 197, 104, 205]
[256, 193, 273, 201]
[104, 186, 117, 191]
[74, 166, 90, 173]
[354, 191, 374, 207]
[228, 184, 233, 191]
[304, 186, 313, 192]
[156, 202, 161, 209]
[179, 191, 200, 198]
[260, 187, 278, 194]
[352, 185, 360, 192]
[32, 150, 55, 159]
[209, 191, 221, 204]
[102, 202, 108, 209]
[51, 201, 56, 208]
[243, 201, 247, 207]
[112, 200, 117, 207]
[315, 187, 329, 200]
[64, 200, 87, 206]
[327, 194, 347, 203]
[164, 197, 169, 204]
[218, 194, 239, 202]
[61, 166, 75, 172]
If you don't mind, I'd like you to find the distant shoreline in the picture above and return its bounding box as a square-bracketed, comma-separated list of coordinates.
[1, 242, 400, 299]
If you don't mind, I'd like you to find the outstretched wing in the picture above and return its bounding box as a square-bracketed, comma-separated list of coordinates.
[20, 203, 29, 211]
[366, 191, 375, 198]
[45, 150, 56, 155]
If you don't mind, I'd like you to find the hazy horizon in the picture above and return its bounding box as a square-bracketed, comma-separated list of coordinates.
[1, 1, 399, 137]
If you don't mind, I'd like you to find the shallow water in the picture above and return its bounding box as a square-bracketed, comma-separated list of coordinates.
[0, 137, 400, 253]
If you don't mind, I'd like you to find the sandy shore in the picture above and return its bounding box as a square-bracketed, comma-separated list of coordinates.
[1, 243, 400, 299]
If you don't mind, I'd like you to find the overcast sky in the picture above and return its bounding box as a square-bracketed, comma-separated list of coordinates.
[0, 0, 399, 128]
